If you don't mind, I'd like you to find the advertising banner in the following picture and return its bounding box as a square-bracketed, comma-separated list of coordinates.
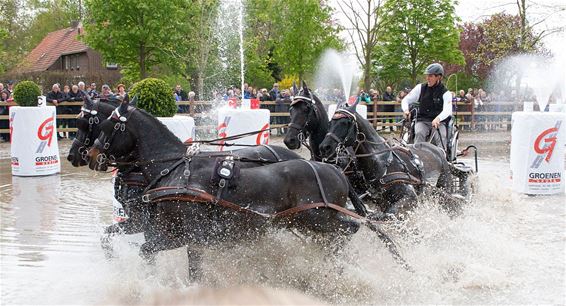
[327, 104, 368, 120]
[157, 115, 196, 144]
[217, 108, 270, 151]
[511, 112, 566, 194]
[10, 106, 60, 176]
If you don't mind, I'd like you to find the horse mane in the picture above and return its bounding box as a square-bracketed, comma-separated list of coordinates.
[311, 93, 329, 130]
[355, 112, 383, 143]
[134, 108, 185, 146]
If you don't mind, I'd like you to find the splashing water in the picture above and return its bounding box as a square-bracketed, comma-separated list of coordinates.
[489, 54, 565, 111]
[1, 149, 564, 304]
[314, 49, 361, 103]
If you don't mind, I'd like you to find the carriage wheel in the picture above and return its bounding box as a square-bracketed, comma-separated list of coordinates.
[449, 130, 459, 162]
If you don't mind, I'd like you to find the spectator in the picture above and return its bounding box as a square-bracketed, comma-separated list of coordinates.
[275, 89, 291, 134]
[187, 91, 195, 114]
[243, 83, 251, 99]
[78, 81, 86, 93]
[0, 90, 9, 102]
[269, 83, 280, 101]
[46, 84, 64, 106]
[382, 86, 395, 101]
[174, 84, 188, 113]
[115, 84, 127, 101]
[99, 84, 113, 102]
[46, 84, 67, 138]
[174, 84, 188, 101]
[0, 83, 4, 93]
[68, 85, 84, 101]
[0, 90, 10, 142]
[6, 81, 14, 96]
[259, 88, 270, 101]
[382, 86, 396, 132]
[62, 85, 71, 101]
[88, 82, 99, 99]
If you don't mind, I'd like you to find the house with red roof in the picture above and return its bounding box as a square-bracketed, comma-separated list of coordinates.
[16, 22, 119, 76]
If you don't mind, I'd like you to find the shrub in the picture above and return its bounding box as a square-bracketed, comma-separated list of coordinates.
[12, 81, 42, 107]
[129, 78, 176, 117]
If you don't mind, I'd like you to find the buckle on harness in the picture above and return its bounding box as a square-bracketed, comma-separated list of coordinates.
[142, 194, 150, 203]
[219, 178, 226, 188]
[160, 168, 170, 176]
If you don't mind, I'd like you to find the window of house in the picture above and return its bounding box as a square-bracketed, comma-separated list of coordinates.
[64, 56, 70, 70]
[75, 54, 80, 70]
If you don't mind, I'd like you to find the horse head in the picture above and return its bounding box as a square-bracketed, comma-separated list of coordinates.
[87, 101, 137, 171]
[319, 99, 361, 159]
[284, 81, 326, 150]
[67, 92, 117, 167]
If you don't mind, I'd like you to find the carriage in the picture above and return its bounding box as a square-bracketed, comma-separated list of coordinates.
[398, 104, 478, 200]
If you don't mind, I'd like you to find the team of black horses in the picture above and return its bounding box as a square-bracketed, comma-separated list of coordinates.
[67, 84, 476, 280]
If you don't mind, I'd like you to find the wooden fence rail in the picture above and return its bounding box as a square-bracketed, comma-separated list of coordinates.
[0, 100, 524, 135]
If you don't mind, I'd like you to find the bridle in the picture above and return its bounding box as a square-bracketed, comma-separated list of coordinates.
[74, 103, 102, 161]
[287, 93, 321, 158]
[92, 106, 133, 167]
[323, 108, 363, 164]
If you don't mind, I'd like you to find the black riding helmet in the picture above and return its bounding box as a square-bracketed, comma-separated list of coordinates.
[424, 63, 444, 76]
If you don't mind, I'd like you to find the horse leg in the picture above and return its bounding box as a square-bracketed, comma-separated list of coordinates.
[382, 183, 418, 218]
[363, 221, 413, 272]
[186, 247, 204, 284]
[347, 180, 368, 217]
[139, 233, 182, 264]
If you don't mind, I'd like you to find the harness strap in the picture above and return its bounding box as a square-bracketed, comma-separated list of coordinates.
[300, 160, 329, 206]
[261, 145, 283, 162]
[142, 187, 364, 220]
[142, 158, 187, 194]
[325, 132, 343, 145]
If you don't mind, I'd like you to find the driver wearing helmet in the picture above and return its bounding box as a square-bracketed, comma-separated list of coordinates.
[401, 63, 452, 150]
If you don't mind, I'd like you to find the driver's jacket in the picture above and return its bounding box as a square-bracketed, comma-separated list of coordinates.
[402, 82, 452, 122]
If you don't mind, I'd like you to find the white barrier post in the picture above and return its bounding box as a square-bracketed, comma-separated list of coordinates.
[217, 108, 270, 151]
[10, 106, 60, 176]
[510, 112, 566, 195]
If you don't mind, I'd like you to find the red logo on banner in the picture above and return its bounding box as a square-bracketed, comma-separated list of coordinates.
[256, 123, 270, 145]
[534, 127, 558, 162]
[37, 116, 55, 147]
[9, 113, 15, 144]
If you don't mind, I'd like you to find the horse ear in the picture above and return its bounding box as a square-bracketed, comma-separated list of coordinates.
[292, 81, 298, 96]
[348, 98, 360, 113]
[302, 80, 309, 94]
[118, 100, 129, 115]
[130, 95, 138, 106]
[82, 90, 93, 108]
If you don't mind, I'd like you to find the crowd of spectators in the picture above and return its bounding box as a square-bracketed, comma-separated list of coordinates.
[1, 79, 559, 142]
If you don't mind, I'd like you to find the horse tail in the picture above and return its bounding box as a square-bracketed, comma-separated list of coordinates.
[364, 221, 414, 272]
[347, 180, 368, 217]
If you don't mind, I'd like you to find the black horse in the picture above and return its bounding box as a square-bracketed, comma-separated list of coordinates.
[86, 101, 409, 279]
[319, 102, 456, 218]
[67, 95, 304, 245]
[285, 85, 455, 218]
[284, 82, 328, 161]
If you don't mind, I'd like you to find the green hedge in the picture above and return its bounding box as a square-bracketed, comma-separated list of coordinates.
[13, 81, 41, 107]
[130, 78, 176, 117]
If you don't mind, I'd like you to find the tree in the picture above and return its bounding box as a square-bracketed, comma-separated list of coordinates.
[337, 0, 384, 91]
[454, 14, 546, 83]
[375, 0, 464, 86]
[82, 0, 191, 80]
[271, 0, 344, 82]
